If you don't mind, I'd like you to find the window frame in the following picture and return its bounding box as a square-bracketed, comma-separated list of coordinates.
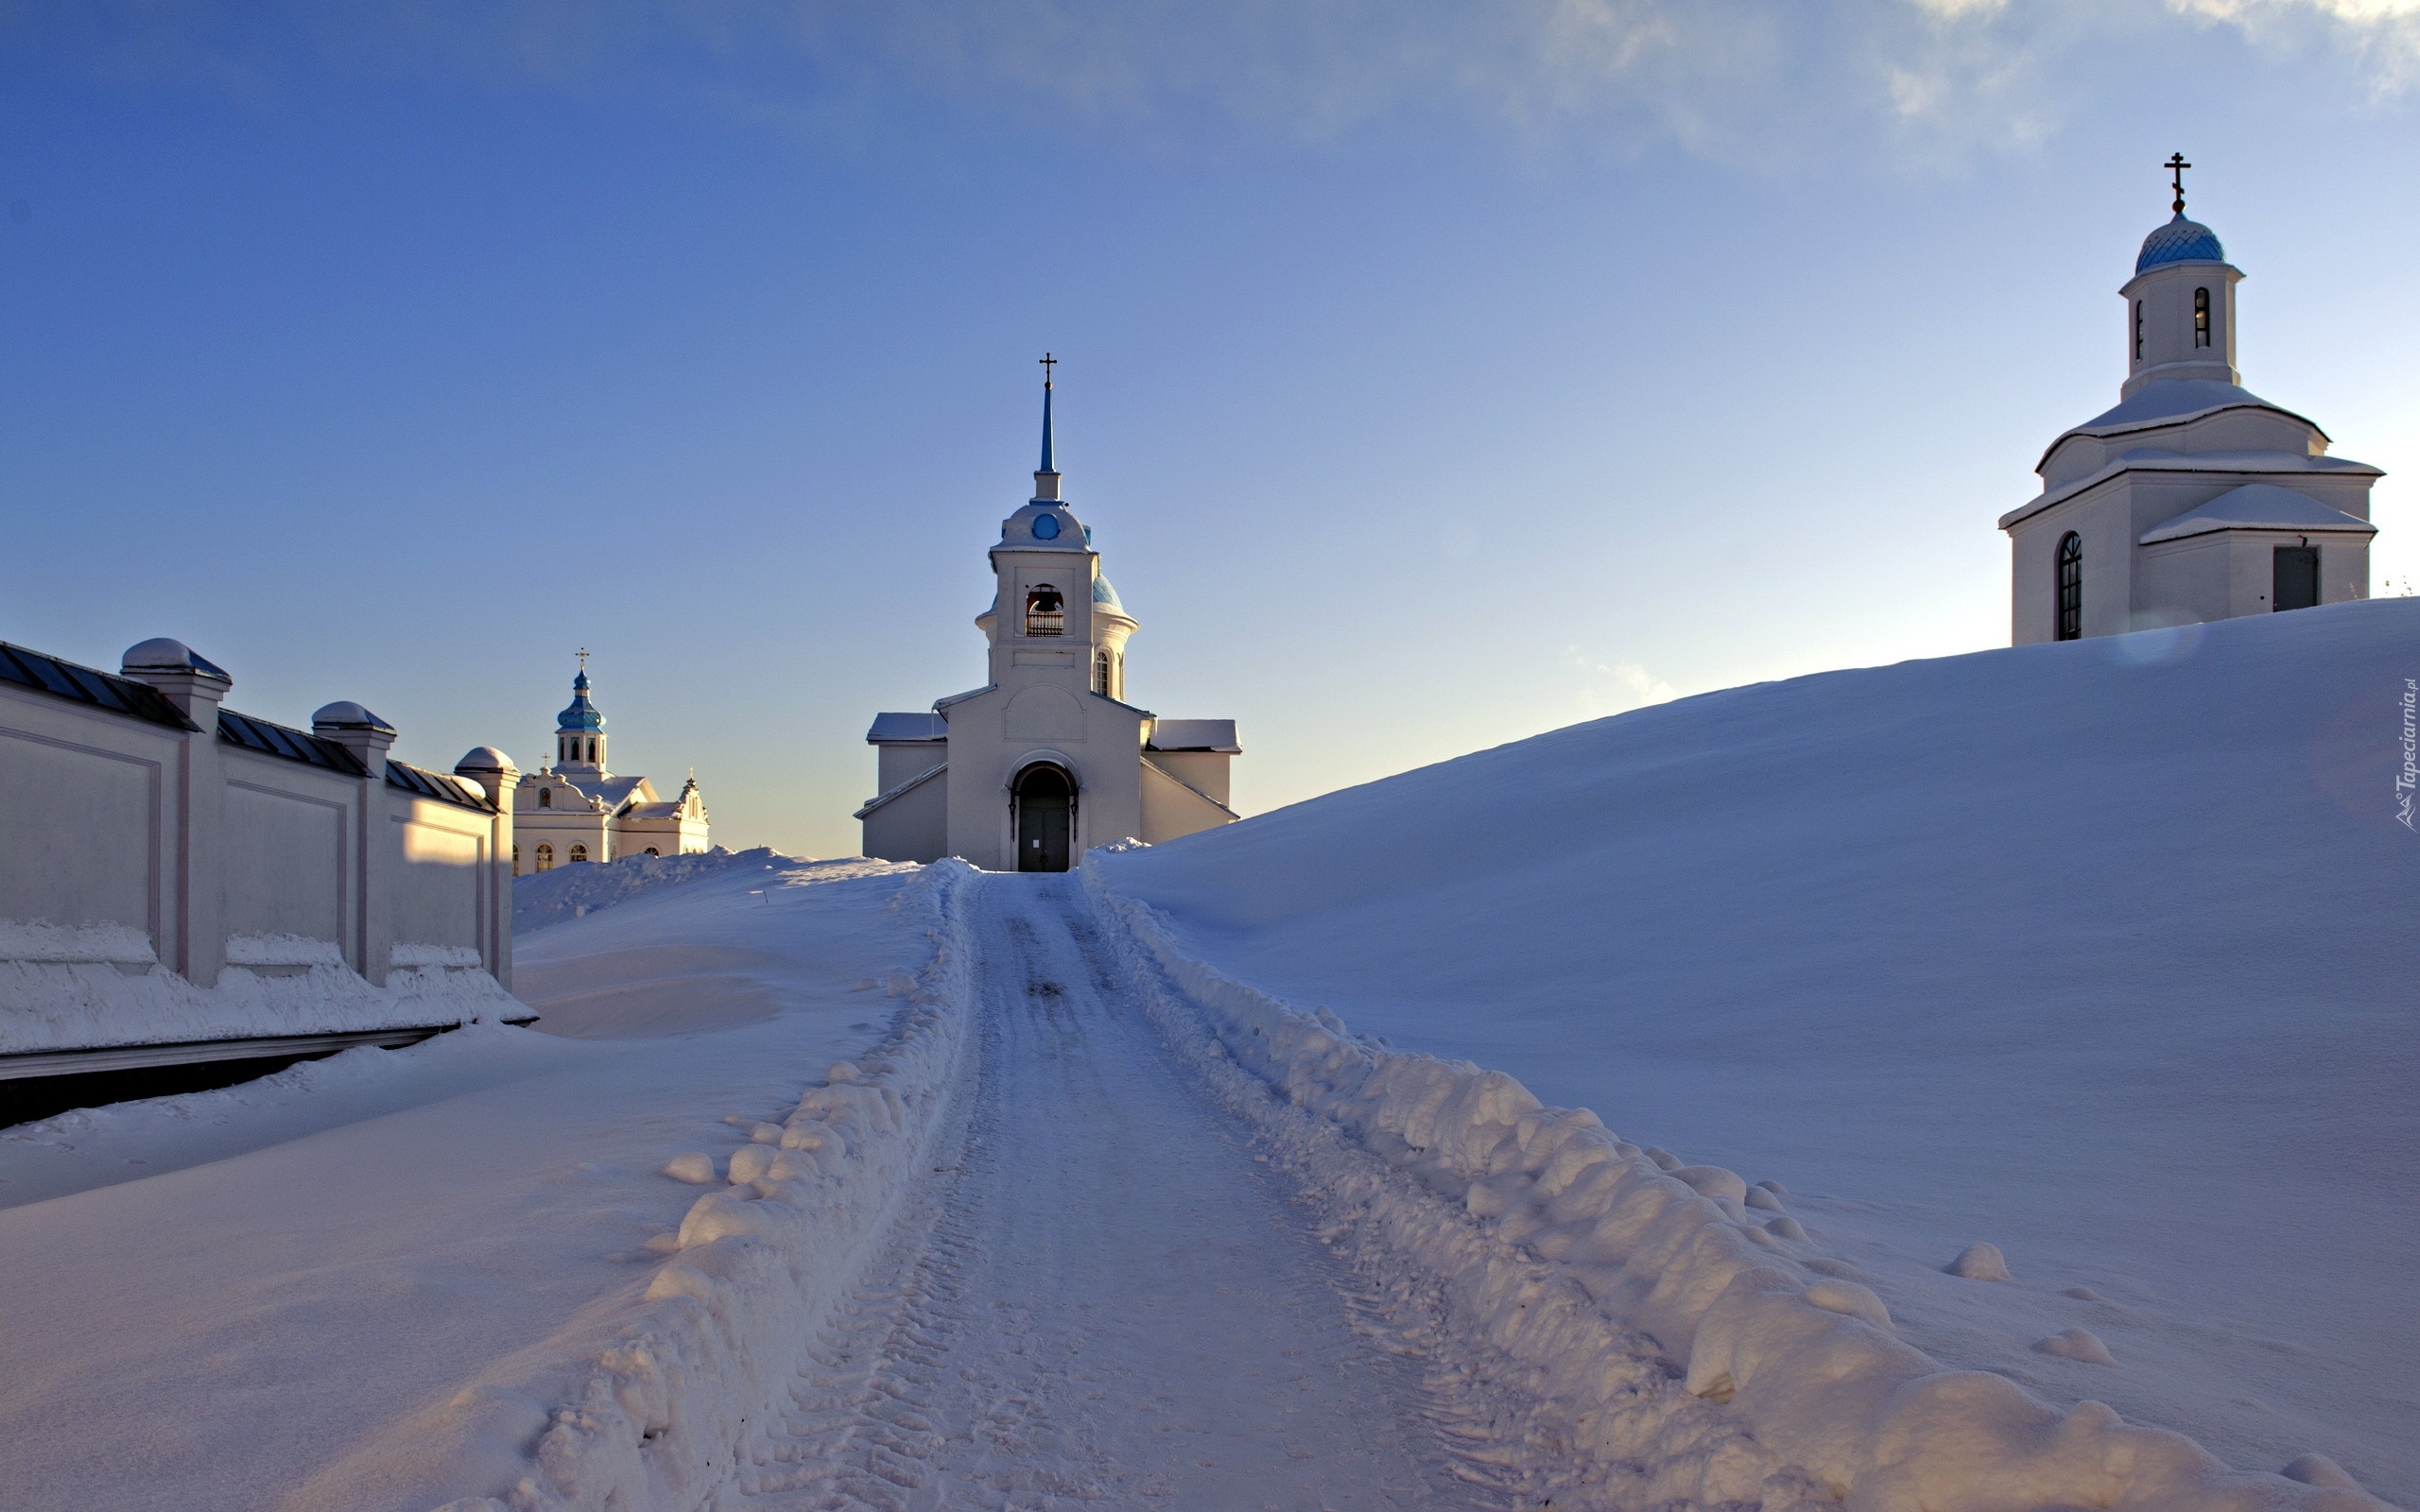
[2055, 531, 2083, 641]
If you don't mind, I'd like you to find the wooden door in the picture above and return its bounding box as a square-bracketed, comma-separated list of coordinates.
[2273, 546, 2320, 612]
[1015, 766, 1073, 872]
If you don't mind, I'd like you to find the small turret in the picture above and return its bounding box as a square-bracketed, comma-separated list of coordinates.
[2121, 156, 2241, 399]
[554, 650, 608, 773]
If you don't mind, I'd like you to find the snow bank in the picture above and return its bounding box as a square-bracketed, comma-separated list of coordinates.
[511, 848, 786, 934]
[0, 954, 516, 1057]
[288, 859, 979, 1512]
[1084, 856, 2395, 1511]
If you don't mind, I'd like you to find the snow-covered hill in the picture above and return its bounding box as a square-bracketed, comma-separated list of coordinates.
[1097, 598, 2420, 1503]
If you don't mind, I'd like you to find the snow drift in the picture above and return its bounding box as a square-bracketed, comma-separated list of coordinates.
[273, 861, 977, 1512]
[1086, 862, 2394, 1511]
[1088, 599, 2419, 1507]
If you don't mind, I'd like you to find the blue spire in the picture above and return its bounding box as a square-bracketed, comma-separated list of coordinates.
[1038, 352, 1058, 474]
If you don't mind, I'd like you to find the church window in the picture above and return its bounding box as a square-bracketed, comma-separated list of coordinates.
[570, 843, 589, 864]
[2056, 532, 2083, 641]
[1094, 649, 1111, 694]
[538, 788, 551, 808]
[535, 842, 554, 871]
[1025, 585, 1065, 637]
[2193, 287, 2210, 348]
[2133, 301, 2144, 361]
[645, 847, 660, 856]
[512, 842, 520, 874]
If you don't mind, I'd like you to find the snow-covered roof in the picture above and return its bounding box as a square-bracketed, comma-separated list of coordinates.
[2138, 484, 2377, 544]
[854, 760, 948, 819]
[2135, 215, 2225, 273]
[2067, 379, 2308, 438]
[2000, 447, 2381, 530]
[932, 685, 995, 713]
[867, 712, 948, 743]
[121, 637, 230, 681]
[1148, 719, 1240, 754]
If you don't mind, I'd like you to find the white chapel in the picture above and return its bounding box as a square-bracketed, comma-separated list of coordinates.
[1999, 160, 2380, 643]
[512, 657, 709, 872]
[858, 366, 1240, 870]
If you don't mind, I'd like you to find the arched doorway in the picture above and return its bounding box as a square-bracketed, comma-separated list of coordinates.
[1013, 764, 1075, 872]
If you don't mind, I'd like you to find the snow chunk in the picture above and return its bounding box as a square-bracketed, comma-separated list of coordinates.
[2281, 1453, 2366, 1489]
[1947, 1242, 2014, 1280]
[2035, 1328, 2118, 1366]
[1745, 1186, 1785, 1211]
[1802, 1279, 1892, 1330]
[1672, 1164, 1746, 1201]
[1643, 1144, 1683, 1171]
[662, 1153, 717, 1184]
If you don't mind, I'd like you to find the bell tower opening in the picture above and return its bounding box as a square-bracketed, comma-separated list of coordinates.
[1013, 764, 1075, 872]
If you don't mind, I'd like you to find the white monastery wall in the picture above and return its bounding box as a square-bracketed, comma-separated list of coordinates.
[0, 636, 518, 1066]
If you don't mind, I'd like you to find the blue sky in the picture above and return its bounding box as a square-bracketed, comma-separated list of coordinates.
[4, 1, 2415, 856]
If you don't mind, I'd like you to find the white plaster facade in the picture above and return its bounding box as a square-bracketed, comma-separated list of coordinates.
[2000, 196, 2380, 643]
[510, 661, 709, 872]
[859, 378, 1240, 870]
[0, 635, 518, 1069]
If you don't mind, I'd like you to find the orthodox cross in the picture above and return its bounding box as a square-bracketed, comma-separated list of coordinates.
[577, 646, 589, 674]
[2166, 153, 2191, 215]
[1039, 352, 1057, 389]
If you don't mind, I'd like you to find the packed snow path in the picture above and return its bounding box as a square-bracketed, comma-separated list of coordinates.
[743, 875, 1477, 1511]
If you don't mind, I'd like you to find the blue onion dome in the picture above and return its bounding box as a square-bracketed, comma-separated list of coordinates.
[556, 669, 606, 732]
[1092, 574, 1123, 611]
[2137, 215, 2225, 273]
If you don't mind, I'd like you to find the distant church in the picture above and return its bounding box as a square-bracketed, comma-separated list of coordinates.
[512, 656, 709, 872]
[2001, 159, 2380, 643]
[859, 364, 1239, 870]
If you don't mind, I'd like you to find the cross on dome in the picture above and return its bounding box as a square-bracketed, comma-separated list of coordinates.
[2166, 153, 2191, 215]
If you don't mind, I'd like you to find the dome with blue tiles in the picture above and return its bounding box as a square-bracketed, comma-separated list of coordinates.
[1092, 573, 1124, 612]
[556, 668, 606, 733]
[2137, 215, 2225, 273]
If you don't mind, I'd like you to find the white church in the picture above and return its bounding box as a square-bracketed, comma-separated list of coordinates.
[858, 366, 1240, 870]
[512, 657, 710, 872]
[2000, 160, 2380, 641]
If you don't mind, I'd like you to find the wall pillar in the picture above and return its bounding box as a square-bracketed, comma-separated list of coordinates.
[121, 639, 231, 988]
[314, 701, 398, 987]
[454, 747, 519, 991]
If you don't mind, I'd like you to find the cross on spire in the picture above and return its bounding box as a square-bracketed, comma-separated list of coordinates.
[576, 646, 589, 674]
[1037, 353, 1059, 477]
[2166, 153, 2191, 216]
[1039, 352, 1057, 389]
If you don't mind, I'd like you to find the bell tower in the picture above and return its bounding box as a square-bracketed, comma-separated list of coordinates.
[2120, 156, 2241, 399]
[976, 357, 1139, 696]
[553, 650, 608, 774]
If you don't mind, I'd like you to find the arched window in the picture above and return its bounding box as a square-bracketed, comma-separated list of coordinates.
[644, 847, 660, 856]
[2056, 532, 2083, 641]
[1094, 648, 1111, 695]
[535, 842, 555, 872]
[512, 842, 521, 874]
[569, 843, 589, 864]
[1025, 585, 1064, 637]
[2193, 287, 2210, 348]
[2134, 301, 2144, 361]
[538, 788, 551, 808]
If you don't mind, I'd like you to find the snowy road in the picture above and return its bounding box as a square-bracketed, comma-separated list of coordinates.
[742, 875, 1477, 1511]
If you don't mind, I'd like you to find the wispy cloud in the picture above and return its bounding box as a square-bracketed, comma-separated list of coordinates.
[1564, 645, 1678, 719]
[3, 0, 2412, 160]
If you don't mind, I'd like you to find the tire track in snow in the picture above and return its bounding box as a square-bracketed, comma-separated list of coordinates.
[738, 875, 1492, 1511]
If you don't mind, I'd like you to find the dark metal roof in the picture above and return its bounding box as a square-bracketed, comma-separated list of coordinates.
[0, 641, 196, 730]
[218, 710, 368, 774]
[387, 759, 495, 812]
